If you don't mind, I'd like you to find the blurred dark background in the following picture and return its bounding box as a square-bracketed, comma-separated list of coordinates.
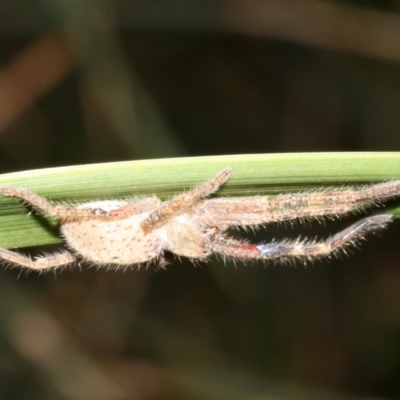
[1, 1, 400, 399]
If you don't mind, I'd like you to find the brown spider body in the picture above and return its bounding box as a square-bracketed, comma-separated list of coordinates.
[0, 168, 398, 271]
[61, 199, 214, 265]
[62, 200, 164, 265]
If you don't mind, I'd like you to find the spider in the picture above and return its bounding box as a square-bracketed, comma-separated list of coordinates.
[0, 167, 398, 271]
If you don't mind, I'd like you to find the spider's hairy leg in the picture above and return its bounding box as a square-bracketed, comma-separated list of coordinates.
[212, 215, 393, 262]
[0, 249, 76, 271]
[196, 180, 400, 227]
[0, 187, 108, 221]
[141, 168, 232, 233]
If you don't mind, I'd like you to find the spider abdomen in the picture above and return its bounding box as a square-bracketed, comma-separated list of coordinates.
[61, 200, 164, 265]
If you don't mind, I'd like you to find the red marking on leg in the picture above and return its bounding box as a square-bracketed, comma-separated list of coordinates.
[239, 242, 261, 255]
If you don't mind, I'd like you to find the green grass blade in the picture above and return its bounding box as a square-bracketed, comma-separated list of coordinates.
[0, 152, 400, 249]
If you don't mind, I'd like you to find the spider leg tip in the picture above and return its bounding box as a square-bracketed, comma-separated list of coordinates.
[368, 214, 393, 225]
